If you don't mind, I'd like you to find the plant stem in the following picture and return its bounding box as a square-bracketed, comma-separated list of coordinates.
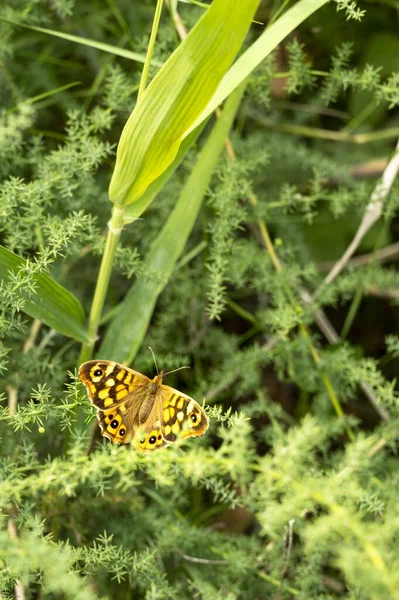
[227, 298, 262, 326]
[79, 206, 125, 364]
[341, 285, 363, 340]
[249, 108, 399, 144]
[138, 0, 164, 100]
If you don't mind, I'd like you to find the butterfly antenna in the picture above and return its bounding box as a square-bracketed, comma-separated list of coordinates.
[148, 346, 159, 375]
[163, 365, 190, 377]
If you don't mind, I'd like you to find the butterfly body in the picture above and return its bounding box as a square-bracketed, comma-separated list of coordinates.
[78, 360, 208, 452]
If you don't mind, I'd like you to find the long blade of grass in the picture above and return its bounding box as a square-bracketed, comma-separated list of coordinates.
[124, 0, 323, 220]
[187, 0, 328, 134]
[108, 0, 260, 206]
[123, 119, 208, 222]
[0, 246, 89, 343]
[10, 82, 81, 111]
[0, 17, 160, 65]
[99, 83, 247, 363]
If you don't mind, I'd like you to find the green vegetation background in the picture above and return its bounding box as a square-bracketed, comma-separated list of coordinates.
[1, 0, 399, 599]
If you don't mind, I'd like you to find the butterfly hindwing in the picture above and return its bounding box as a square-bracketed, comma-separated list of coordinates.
[159, 386, 209, 443]
[132, 397, 168, 452]
[135, 426, 167, 452]
[98, 404, 136, 444]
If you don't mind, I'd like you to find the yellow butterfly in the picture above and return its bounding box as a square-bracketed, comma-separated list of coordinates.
[78, 359, 209, 452]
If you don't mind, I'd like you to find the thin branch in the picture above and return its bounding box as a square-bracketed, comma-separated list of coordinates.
[368, 435, 390, 458]
[318, 241, 399, 271]
[179, 551, 227, 565]
[168, 1, 187, 40]
[7, 518, 26, 600]
[248, 108, 399, 145]
[7, 386, 25, 600]
[257, 571, 300, 596]
[22, 319, 41, 353]
[365, 286, 399, 300]
[350, 158, 389, 179]
[6, 385, 18, 417]
[273, 99, 349, 120]
[86, 421, 100, 456]
[320, 139, 399, 290]
[274, 518, 295, 600]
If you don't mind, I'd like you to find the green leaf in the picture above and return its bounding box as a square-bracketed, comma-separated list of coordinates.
[0, 246, 89, 343]
[179, 0, 210, 6]
[99, 83, 247, 363]
[0, 17, 159, 65]
[123, 119, 208, 223]
[108, 0, 260, 207]
[187, 0, 329, 134]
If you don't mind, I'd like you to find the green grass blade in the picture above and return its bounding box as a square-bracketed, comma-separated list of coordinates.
[0, 17, 160, 65]
[0, 246, 89, 343]
[99, 83, 247, 363]
[123, 119, 208, 222]
[187, 0, 329, 134]
[10, 82, 81, 111]
[108, 0, 260, 207]
[123, 0, 325, 217]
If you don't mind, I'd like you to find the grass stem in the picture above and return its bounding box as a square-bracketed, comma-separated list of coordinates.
[79, 206, 125, 365]
[138, 0, 164, 100]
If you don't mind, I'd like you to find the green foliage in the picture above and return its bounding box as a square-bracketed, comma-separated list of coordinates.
[206, 158, 253, 320]
[1, 0, 399, 599]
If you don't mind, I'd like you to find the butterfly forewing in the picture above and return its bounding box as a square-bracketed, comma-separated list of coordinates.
[79, 360, 149, 444]
[79, 360, 149, 409]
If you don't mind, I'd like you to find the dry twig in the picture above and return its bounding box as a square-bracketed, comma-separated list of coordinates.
[320, 139, 399, 290]
[319, 241, 399, 271]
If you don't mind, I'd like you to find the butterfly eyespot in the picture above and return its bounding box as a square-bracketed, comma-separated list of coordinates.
[158, 435, 162, 440]
[94, 369, 102, 377]
[190, 414, 198, 423]
[149, 436, 157, 444]
[140, 438, 145, 444]
[119, 428, 126, 436]
[110, 420, 118, 428]
[108, 414, 114, 420]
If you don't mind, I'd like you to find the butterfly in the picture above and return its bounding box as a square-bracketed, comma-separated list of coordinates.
[78, 360, 209, 452]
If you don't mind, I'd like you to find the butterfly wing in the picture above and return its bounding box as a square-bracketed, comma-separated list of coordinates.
[79, 360, 150, 444]
[158, 385, 209, 444]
